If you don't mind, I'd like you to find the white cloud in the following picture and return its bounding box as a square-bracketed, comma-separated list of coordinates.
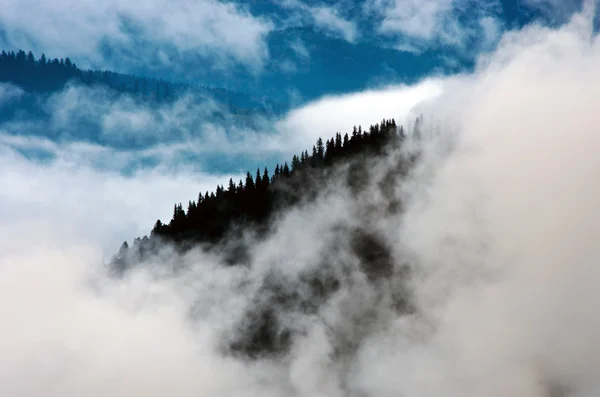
[376, 0, 455, 41]
[364, 0, 503, 52]
[310, 6, 359, 43]
[0, 0, 273, 69]
[0, 144, 239, 257]
[277, 79, 444, 147]
[479, 16, 502, 48]
[0, 83, 301, 169]
[289, 39, 310, 60]
[0, 82, 24, 105]
[374, 8, 600, 397]
[279, 0, 359, 43]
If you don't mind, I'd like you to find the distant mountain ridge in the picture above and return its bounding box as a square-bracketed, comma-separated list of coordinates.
[0, 49, 286, 115]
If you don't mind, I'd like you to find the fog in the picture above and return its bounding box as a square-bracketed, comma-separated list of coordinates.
[3, 5, 600, 397]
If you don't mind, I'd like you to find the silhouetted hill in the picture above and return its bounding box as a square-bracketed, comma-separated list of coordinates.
[112, 117, 420, 359]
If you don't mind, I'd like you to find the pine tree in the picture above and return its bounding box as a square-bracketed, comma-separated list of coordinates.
[316, 138, 324, 159]
[151, 220, 163, 235]
[335, 132, 342, 152]
[291, 155, 300, 172]
[245, 171, 255, 191]
[262, 168, 270, 188]
[325, 138, 335, 163]
[255, 168, 262, 189]
[118, 241, 129, 257]
[187, 200, 195, 217]
[413, 115, 423, 140]
[282, 162, 291, 177]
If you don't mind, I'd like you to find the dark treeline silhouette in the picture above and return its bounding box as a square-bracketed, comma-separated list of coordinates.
[114, 118, 408, 265]
[0, 49, 282, 113]
[155, 119, 402, 241]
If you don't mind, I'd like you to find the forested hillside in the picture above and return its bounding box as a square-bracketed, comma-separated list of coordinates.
[116, 118, 405, 256]
[112, 117, 421, 359]
[0, 50, 283, 113]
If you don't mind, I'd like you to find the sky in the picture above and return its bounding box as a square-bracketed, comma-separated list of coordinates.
[0, 0, 585, 100]
[2, 1, 600, 396]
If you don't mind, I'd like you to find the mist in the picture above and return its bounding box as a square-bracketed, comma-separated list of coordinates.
[4, 5, 600, 397]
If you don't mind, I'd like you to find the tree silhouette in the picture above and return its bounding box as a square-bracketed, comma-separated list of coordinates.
[126, 117, 407, 263]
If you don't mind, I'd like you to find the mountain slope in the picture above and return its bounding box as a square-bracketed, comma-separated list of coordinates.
[112, 117, 421, 359]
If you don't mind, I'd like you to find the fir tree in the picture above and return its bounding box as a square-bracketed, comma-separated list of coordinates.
[316, 138, 324, 159]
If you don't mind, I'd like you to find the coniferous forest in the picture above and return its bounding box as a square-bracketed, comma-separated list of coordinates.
[115, 118, 405, 265]
[0, 49, 281, 113]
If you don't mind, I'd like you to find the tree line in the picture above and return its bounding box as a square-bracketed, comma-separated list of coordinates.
[0, 49, 280, 113]
[114, 118, 409, 268]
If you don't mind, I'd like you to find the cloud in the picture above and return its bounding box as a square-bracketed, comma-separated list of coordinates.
[369, 7, 600, 396]
[364, 0, 504, 52]
[6, 6, 600, 396]
[0, 83, 298, 173]
[373, 0, 455, 41]
[0, 143, 239, 258]
[0, 77, 447, 172]
[277, 79, 444, 146]
[289, 39, 310, 61]
[0, 235, 285, 396]
[0, 82, 23, 105]
[279, 0, 359, 43]
[0, 0, 273, 70]
[309, 5, 359, 43]
[479, 16, 502, 48]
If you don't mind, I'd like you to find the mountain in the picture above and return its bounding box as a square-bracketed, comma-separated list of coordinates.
[0, 49, 286, 114]
[112, 116, 422, 358]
